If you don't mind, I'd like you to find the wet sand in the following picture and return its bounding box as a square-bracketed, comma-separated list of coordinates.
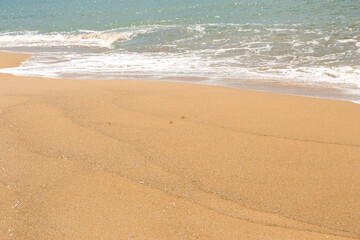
[0, 51, 359, 239]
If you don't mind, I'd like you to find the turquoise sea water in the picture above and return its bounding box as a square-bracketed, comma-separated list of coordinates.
[0, 0, 359, 99]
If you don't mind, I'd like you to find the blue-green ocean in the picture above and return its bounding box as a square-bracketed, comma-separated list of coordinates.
[0, 0, 359, 99]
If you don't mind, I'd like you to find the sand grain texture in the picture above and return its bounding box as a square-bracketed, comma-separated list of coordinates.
[0, 52, 359, 239]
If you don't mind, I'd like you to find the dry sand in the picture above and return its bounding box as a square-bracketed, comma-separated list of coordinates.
[0, 51, 359, 239]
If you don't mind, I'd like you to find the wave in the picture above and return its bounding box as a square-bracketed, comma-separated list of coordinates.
[0, 31, 134, 49]
[1, 51, 359, 90]
[0, 23, 359, 94]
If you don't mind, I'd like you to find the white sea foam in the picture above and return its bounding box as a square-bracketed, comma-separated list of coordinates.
[187, 25, 206, 35]
[337, 39, 357, 44]
[0, 23, 359, 95]
[0, 31, 134, 49]
[1, 50, 359, 91]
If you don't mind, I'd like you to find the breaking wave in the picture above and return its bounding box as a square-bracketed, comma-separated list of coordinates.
[0, 23, 359, 100]
[0, 31, 134, 49]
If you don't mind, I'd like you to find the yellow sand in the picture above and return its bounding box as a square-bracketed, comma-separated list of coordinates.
[0, 52, 359, 240]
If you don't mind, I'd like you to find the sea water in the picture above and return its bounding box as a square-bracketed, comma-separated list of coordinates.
[0, 0, 359, 100]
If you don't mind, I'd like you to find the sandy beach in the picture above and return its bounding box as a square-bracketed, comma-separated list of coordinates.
[0, 51, 359, 239]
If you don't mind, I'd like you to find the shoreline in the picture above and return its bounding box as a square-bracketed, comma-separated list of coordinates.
[1, 51, 360, 239]
[1, 49, 359, 104]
